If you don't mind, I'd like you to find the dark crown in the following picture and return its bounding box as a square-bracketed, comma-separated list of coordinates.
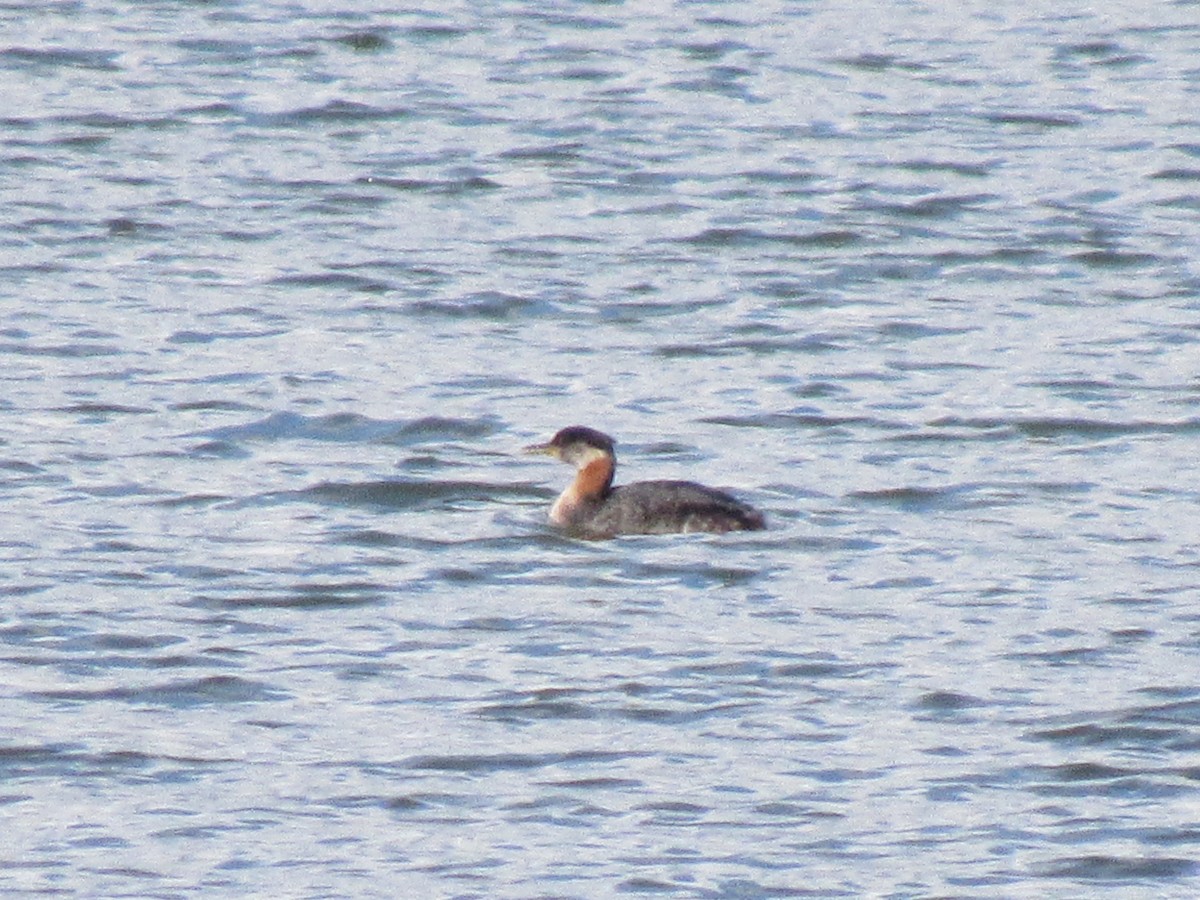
[550, 426, 615, 454]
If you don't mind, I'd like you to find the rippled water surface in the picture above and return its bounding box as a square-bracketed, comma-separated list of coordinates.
[4, 1, 1200, 896]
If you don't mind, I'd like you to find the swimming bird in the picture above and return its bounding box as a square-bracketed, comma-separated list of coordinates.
[524, 425, 765, 538]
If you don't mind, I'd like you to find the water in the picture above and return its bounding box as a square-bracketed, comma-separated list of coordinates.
[3, 1, 1200, 896]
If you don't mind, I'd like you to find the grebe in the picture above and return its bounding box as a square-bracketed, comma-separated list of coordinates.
[524, 425, 765, 538]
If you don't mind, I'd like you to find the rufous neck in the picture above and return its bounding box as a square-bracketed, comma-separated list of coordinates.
[573, 456, 614, 501]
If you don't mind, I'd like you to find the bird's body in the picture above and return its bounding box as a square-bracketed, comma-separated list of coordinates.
[524, 426, 765, 539]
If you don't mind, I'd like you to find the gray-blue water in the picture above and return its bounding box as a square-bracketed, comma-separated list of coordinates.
[4, 1, 1200, 896]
